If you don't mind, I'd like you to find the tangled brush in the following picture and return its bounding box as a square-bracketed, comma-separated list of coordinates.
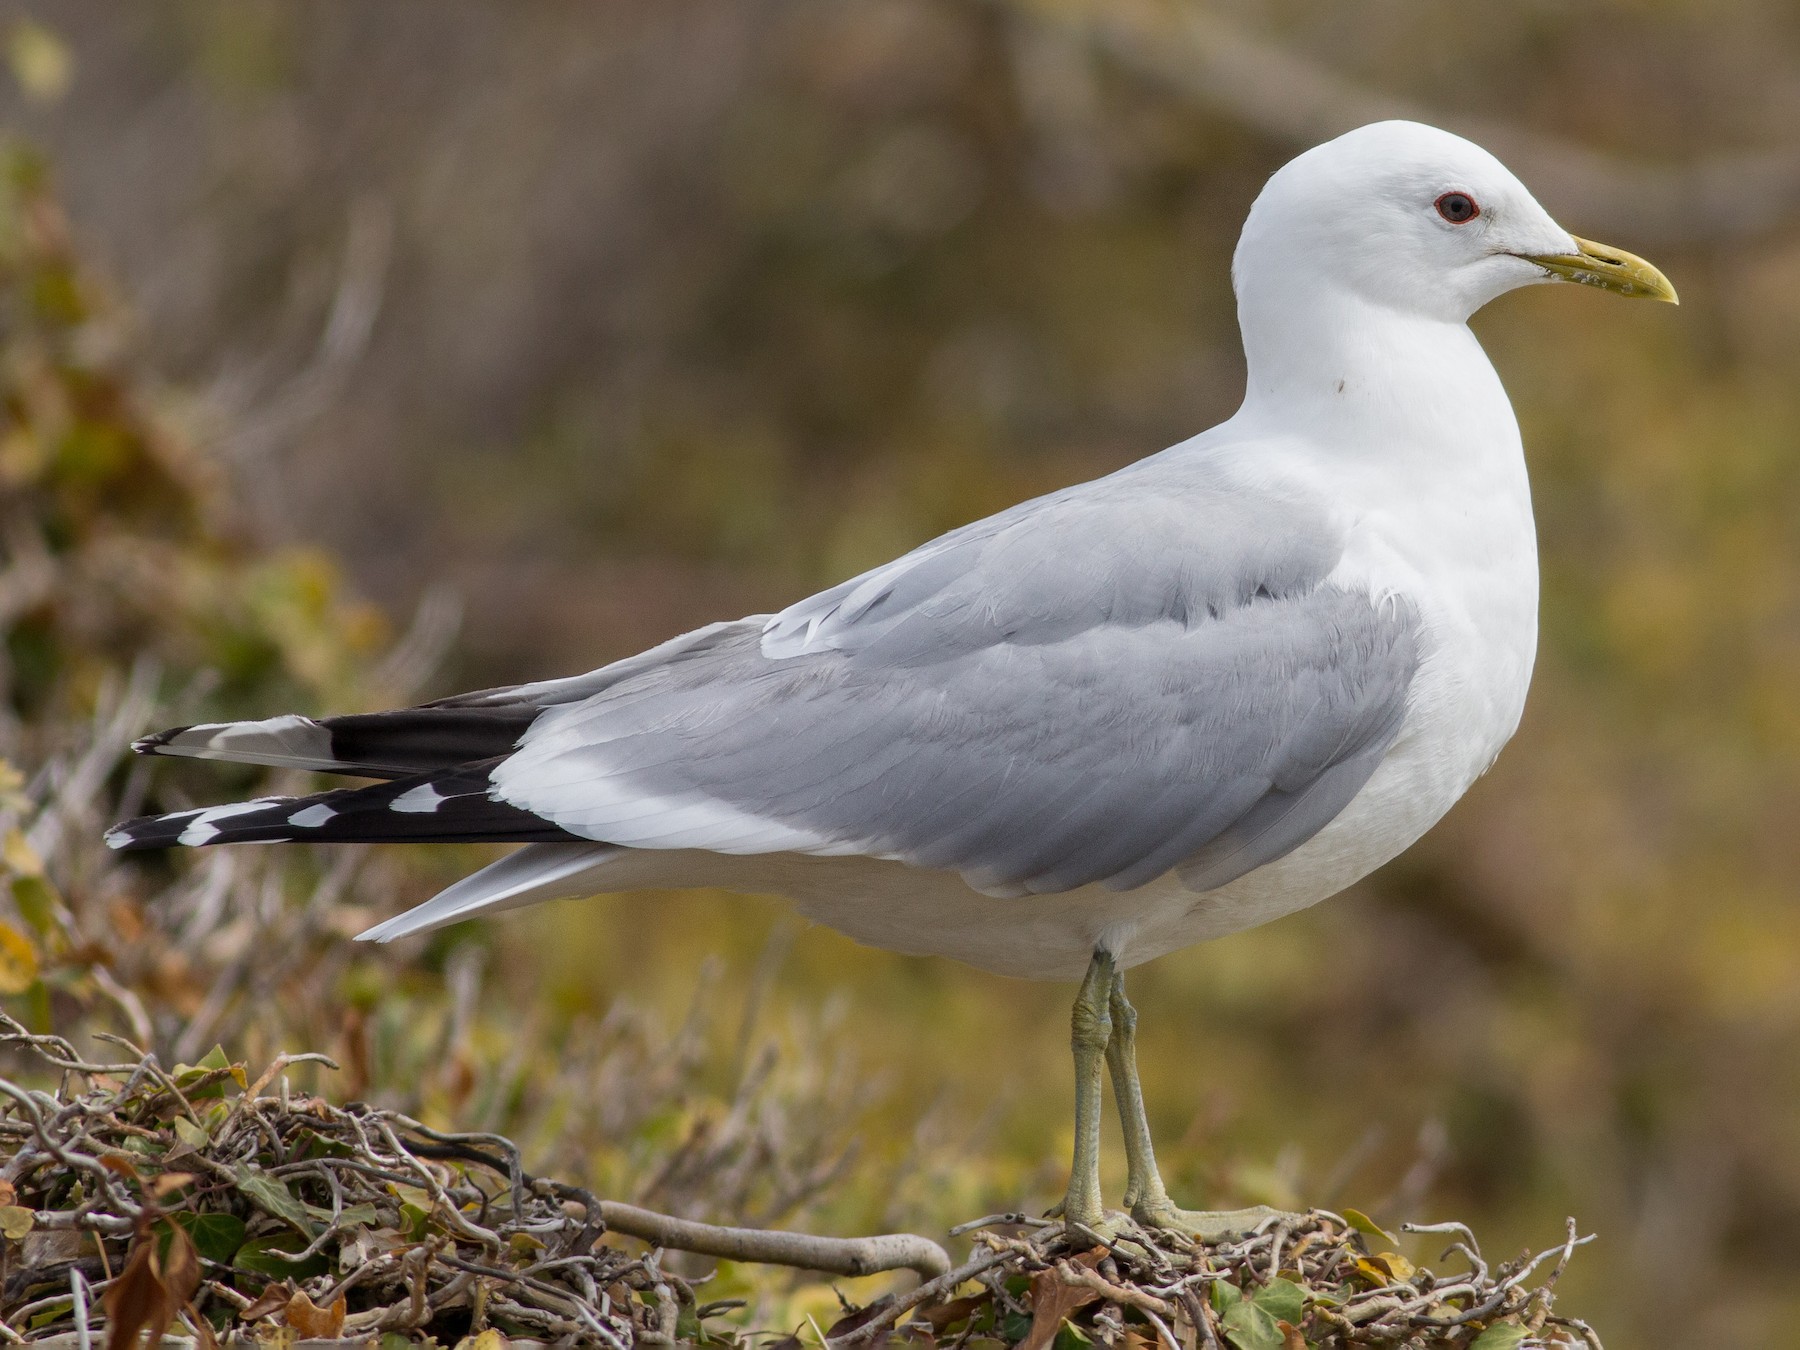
[0, 1014, 1598, 1350]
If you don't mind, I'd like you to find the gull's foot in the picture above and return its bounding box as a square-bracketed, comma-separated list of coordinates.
[1048, 1202, 1141, 1245]
[1131, 1200, 1302, 1242]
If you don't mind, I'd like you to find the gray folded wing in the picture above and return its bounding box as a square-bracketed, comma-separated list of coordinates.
[492, 457, 1422, 896]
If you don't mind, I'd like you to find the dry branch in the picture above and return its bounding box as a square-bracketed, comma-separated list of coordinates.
[0, 1019, 945, 1347]
[595, 1201, 948, 1280]
[0, 1022, 1598, 1347]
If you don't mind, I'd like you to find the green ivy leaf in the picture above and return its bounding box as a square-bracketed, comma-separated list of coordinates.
[304, 1200, 379, 1229]
[1221, 1298, 1285, 1350]
[1470, 1323, 1528, 1350]
[172, 1046, 247, 1099]
[1251, 1277, 1305, 1325]
[388, 1181, 434, 1241]
[233, 1231, 329, 1280]
[293, 1128, 354, 1161]
[27, 1300, 71, 1331]
[170, 1211, 246, 1264]
[232, 1165, 314, 1234]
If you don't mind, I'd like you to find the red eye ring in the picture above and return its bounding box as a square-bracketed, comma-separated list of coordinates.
[1436, 191, 1480, 224]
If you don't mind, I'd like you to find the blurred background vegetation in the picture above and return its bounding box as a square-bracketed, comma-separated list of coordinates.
[0, 2, 1796, 1346]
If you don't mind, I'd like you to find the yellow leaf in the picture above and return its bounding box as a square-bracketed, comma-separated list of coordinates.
[1354, 1257, 1390, 1287]
[1, 829, 41, 878]
[12, 876, 59, 936]
[1341, 1207, 1398, 1246]
[1374, 1251, 1416, 1281]
[4, 19, 70, 103]
[0, 1205, 34, 1240]
[454, 1331, 509, 1350]
[0, 921, 39, 995]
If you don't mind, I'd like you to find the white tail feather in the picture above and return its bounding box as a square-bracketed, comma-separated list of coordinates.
[355, 842, 622, 941]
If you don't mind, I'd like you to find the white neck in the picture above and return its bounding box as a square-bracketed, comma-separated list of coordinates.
[1236, 280, 1503, 432]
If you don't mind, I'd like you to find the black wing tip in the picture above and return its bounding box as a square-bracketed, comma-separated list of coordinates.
[100, 765, 580, 853]
[104, 815, 191, 851]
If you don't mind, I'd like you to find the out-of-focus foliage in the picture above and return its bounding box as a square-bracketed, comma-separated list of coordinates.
[0, 135, 384, 747]
[0, 3, 1797, 1349]
[0, 76, 921, 1336]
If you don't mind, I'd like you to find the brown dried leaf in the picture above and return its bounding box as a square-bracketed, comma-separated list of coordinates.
[1021, 1251, 1105, 1350]
[0, 1177, 16, 1205]
[825, 1304, 895, 1340]
[149, 1171, 197, 1198]
[238, 1282, 293, 1323]
[1277, 1321, 1306, 1350]
[283, 1289, 347, 1339]
[918, 1297, 983, 1331]
[103, 1234, 176, 1350]
[160, 1221, 201, 1308]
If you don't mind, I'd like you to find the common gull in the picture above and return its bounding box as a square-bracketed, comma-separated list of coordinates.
[109, 121, 1676, 1237]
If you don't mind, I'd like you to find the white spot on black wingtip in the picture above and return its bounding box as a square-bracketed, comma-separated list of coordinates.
[391, 783, 446, 813]
[104, 828, 131, 850]
[176, 799, 278, 847]
[288, 803, 336, 828]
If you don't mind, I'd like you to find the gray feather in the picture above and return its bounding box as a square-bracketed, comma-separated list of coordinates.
[495, 452, 1421, 896]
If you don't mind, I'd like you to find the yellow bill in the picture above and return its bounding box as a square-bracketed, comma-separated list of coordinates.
[1520, 236, 1678, 304]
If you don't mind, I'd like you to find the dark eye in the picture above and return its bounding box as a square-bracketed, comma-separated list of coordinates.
[1435, 191, 1479, 224]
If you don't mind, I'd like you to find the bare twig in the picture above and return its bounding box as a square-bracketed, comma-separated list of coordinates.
[597, 1200, 950, 1280]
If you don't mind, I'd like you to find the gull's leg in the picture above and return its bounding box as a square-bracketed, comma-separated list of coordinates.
[1104, 966, 1296, 1241]
[1058, 948, 1116, 1231]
